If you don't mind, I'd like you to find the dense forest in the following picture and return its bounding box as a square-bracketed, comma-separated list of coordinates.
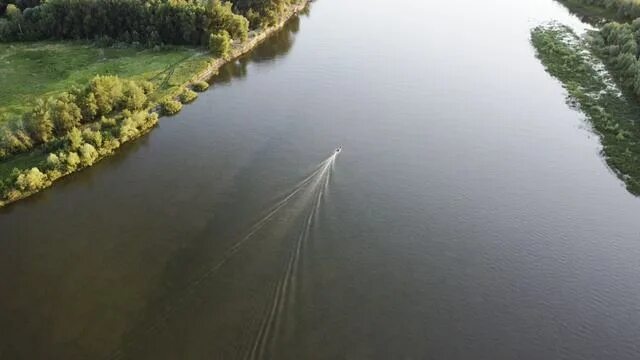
[561, 0, 640, 21]
[0, 0, 295, 45]
[560, 1, 640, 98]
[591, 20, 640, 96]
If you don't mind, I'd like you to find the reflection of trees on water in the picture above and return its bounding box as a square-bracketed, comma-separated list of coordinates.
[212, 16, 301, 84]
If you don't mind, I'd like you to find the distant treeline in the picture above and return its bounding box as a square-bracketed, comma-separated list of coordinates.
[591, 20, 640, 97]
[0, 0, 296, 45]
[561, 0, 640, 21]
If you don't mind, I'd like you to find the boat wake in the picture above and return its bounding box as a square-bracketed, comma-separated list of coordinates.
[247, 152, 335, 360]
[108, 151, 338, 360]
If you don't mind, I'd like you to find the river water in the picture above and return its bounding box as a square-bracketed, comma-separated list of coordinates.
[2, 0, 640, 359]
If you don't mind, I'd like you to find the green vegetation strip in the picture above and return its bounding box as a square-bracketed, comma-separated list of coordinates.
[0, 42, 209, 117]
[532, 24, 640, 195]
[557, 0, 640, 23]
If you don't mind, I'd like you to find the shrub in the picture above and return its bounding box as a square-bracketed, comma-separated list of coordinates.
[228, 14, 249, 42]
[50, 93, 82, 135]
[45, 153, 61, 170]
[122, 80, 148, 110]
[15, 167, 48, 192]
[46, 169, 63, 181]
[24, 99, 54, 144]
[179, 88, 198, 104]
[82, 128, 103, 147]
[66, 127, 83, 151]
[5, 4, 21, 20]
[89, 75, 125, 116]
[209, 30, 231, 58]
[118, 117, 139, 142]
[79, 143, 99, 166]
[65, 151, 81, 170]
[160, 98, 182, 115]
[100, 116, 117, 128]
[192, 81, 209, 92]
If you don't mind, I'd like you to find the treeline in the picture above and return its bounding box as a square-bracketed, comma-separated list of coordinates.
[562, 0, 640, 21]
[591, 20, 640, 97]
[0, 0, 250, 46]
[0, 0, 301, 45]
[231, 0, 295, 28]
[0, 0, 42, 14]
[0, 75, 207, 203]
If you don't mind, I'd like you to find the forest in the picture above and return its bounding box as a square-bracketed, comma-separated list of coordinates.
[560, 0, 640, 21]
[0, 0, 293, 43]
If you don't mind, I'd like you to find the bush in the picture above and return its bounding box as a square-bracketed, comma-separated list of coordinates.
[79, 143, 99, 166]
[65, 151, 81, 170]
[50, 93, 82, 135]
[45, 153, 61, 170]
[209, 30, 232, 58]
[15, 167, 48, 192]
[179, 88, 198, 104]
[82, 128, 103, 147]
[192, 81, 209, 92]
[66, 127, 83, 151]
[160, 98, 183, 115]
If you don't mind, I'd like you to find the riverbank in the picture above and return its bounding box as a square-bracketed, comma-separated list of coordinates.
[0, 44, 208, 118]
[0, 0, 309, 208]
[532, 24, 640, 195]
[555, 0, 615, 25]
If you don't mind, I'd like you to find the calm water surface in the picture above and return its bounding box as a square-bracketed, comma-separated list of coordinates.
[2, 0, 640, 359]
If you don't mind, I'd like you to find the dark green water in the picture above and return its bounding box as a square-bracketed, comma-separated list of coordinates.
[2, 0, 640, 359]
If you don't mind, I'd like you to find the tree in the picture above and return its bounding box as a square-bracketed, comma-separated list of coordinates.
[78, 92, 99, 121]
[5, 4, 21, 20]
[67, 127, 83, 151]
[46, 153, 61, 170]
[79, 143, 99, 166]
[24, 99, 54, 143]
[50, 93, 82, 135]
[209, 30, 231, 58]
[122, 81, 147, 110]
[89, 75, 125, 115]
[15, 167, 47, 191]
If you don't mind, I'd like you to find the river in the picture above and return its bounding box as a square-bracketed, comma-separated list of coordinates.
[1, 0, 640, 359]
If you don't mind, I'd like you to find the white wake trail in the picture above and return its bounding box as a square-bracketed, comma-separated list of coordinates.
[109, 153, 338, 360]
[247, 153, 337, 360]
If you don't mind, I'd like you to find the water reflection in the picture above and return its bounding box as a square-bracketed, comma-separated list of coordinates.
[214, 16, 302, 84]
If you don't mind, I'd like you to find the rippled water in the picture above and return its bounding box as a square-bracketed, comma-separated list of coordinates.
[1, 0, 640, 359]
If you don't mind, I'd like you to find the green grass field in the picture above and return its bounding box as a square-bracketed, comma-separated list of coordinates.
[0, 42, 211, 119]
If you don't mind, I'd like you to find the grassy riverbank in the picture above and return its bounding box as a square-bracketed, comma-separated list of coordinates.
[0, 0, 309, 207]
[0, 43, 210, 118]
[532, 24, 640, 195]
